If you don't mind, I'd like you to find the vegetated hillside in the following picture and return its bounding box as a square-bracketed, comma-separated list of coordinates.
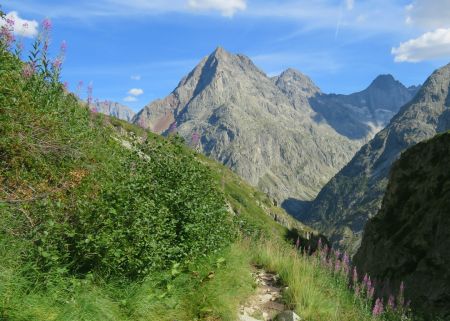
[354, 131, 450, 320]
[0, 44, 320, 320]
[0, 22, 417, 320]
[301, 63, 450, 254]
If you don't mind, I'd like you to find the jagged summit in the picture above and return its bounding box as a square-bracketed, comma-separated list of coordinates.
[367, 74, 400, 90]
[274, 68, 321, 99]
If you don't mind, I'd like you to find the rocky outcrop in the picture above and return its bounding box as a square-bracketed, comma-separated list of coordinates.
[301, 63, 450, 253]
[92, 100, 135, 122]
[354, 131, 450, 320]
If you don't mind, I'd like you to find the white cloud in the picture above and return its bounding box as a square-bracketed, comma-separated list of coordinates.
[346, 0, 354, 11]
[128, 88, 144, 96]
[0, 11, 38, 38]
[392, 28, 450, 62]
[123, 96, 138, 102]
[405, 0, 450, 30]
[187, 0, 246, 17]
[130, 74, 141, 80]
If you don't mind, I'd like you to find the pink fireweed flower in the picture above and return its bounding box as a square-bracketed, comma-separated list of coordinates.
[1, 26, 14, 47]
[317, 238, 322, 250]
[363, 274, 369, 290]
[388, 294, 395, 310]
[42, 18, 52, 31]
[352, 267, 358, 285]
[60, 40, 67, 53]
[22, 22, 28, 29]
[87, 83, 93, 106]
[6, 18, 15, 27]
[372, 298, 384, 316]
[354, 284, 360, 297]
[368, 286, 375, 300]
[52, 57, 62, 71]
[76, 80, 84, 95]
[63, 82, 69, 91]
[334, 259, 341, 273]
[22, 62, 35, 79]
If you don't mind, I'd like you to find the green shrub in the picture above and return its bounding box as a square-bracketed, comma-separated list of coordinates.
[0, 44, 234, 280]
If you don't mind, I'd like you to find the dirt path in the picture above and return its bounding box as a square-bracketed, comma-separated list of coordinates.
[238, 267, 286, 321]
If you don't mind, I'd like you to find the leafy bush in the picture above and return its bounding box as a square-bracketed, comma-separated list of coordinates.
[0, 28, 234, 280]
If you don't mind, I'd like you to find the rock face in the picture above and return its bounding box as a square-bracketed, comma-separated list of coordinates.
[301, 63, 450, 253]
[133, 47, 362, 204]
[308, 74, 419, 140]
[354, 131, 450, 320]
[92, 101, 135, 122]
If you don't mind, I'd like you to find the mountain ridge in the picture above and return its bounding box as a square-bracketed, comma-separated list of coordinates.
[133, 47, 364, 205]
[132, 47, 420, 216]
[301, 63, 450, 253]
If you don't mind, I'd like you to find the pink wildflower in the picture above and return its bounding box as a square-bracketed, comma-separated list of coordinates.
[87, 83, 93, 106]
[352, 267, 358, 285]
[372, 298, 384, 316]
[42, 18, 52, 31]
[22, 62, 35, 79]
[52, 57, 62, 71]
[388, 294, 395, 310]
[60, 40, 67, 53]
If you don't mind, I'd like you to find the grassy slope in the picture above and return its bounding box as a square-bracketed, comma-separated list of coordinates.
[0, 50, 381, 321]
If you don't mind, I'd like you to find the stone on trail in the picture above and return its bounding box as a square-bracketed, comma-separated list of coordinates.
[275, 310, 301, 321]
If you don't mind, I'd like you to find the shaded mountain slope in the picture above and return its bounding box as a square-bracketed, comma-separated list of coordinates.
[301, 63, 450, 253]
[354, 131, 450, 320]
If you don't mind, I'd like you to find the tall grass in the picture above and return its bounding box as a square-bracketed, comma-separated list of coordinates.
[251, 239, 374, 321]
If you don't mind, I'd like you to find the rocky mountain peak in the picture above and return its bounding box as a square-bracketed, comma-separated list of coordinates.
[368, 74, 400, 90]
[276, 68, 321, 97]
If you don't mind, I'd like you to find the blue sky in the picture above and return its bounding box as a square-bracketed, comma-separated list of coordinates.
[3, 0, 450, 111]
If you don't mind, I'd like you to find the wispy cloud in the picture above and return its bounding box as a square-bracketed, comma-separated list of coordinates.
[123, 96, 138, 102]
[187, 0, 246, 17]
[392, 0, 450, 63]
[392, 28, 450, 63]
[0, 11, 39, 37]
[405, 0, 450, 30]
[130, 74, 141, 80]
[128, 88, 144, 96]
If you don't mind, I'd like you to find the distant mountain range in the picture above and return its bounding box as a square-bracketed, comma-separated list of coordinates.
[91, 100, 135, 122]
[128, 47, 418, 212]
[300, 63, 450, 253]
